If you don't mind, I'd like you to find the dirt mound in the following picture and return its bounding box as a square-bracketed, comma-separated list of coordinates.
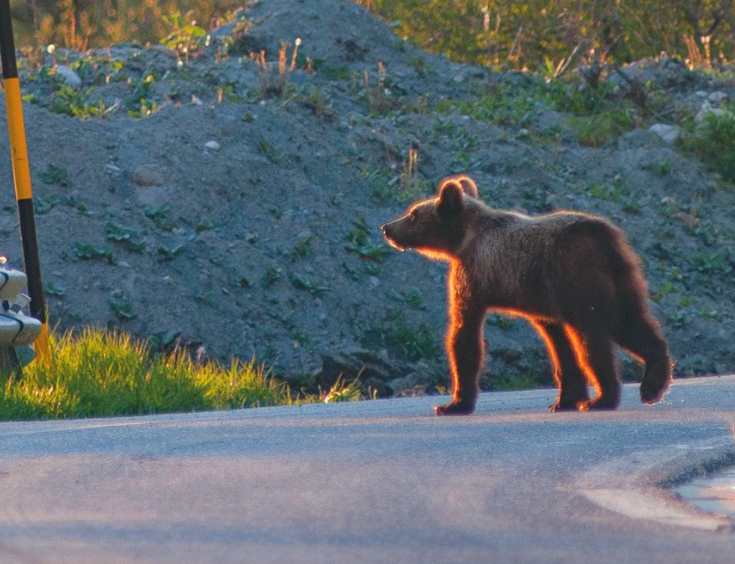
[1, 0, 733, 395]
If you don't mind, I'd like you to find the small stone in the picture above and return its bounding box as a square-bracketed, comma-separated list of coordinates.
[695, 90, 708, 98]
[708, 91, 728, 104]
[104, 163, 122, 176]
[649, 123, 681, 144]
[55, 65, 81, 88]
[205, 140, 221, 151]
[132, 164, 164, 187]
[368, 276, 380, 288]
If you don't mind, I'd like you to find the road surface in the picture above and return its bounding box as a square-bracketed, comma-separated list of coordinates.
[0, 376, 734, 563]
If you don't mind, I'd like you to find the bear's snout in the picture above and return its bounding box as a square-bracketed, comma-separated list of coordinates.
[381, 221, 406, 252]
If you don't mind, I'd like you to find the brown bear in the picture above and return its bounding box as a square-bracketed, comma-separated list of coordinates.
[381, 174, 672, 416]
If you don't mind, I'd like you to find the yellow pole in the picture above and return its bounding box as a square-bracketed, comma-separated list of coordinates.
[1, 2, 50, 361]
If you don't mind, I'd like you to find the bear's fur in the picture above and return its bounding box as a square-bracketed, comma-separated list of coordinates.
[381, 175, 672, 416]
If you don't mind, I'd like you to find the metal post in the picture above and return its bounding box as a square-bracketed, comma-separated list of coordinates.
[0, 0, 49, 361]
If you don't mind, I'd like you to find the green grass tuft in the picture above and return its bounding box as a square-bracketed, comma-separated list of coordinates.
[0, 329, 291, 421]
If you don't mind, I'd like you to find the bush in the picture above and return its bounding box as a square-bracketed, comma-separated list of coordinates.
[683, 110, 735, 182]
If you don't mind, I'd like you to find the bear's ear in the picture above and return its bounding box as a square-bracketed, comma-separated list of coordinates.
[457, 176, 479, 199]
[437, 180, 463, 217]
[438, 175, 480, 199]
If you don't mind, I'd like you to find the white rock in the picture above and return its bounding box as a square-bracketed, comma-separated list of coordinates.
[695, 90, 708, 98]
[708, 91, 728, 104]
[55, 65, 81, 88]
[205, 140, 221, 151]
[649, 123, 681, 144]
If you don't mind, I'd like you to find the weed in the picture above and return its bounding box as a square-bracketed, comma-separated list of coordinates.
[345, 217, 392, 262]
[689, 250, 732, 274]
[360, 62, 400, 115]
[262, 266, 283, 287]
[300, 87, 335, 120]
[126, 73, 158, 118]
[72, 242, 114, 264]
[105, 223, 146, 253]
[257, 138, 281, 163]
[323, 376, 363, 403]
[251, 38, 301, 98]
[156, 243, 185, 262]
[680, 108, 735, 182]
[144, 205, 176, 231]
[45, 281, 65, 297]
[50, 85, 109, 119]
[398, 144, 429, 201]
[586, 178, 641, 213]
[289, 273, 329, 296]
[109, 291, 135, 320]
[291, 234, 314, 259]
[644, 159, 672, 177]
[450, 83, 537, 127]
[39, 164, 71, 187]
[161, 11, 207, 64]
[568, 108, 635, 147]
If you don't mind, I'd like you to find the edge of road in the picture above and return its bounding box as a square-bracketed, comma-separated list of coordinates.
[578, 434, 735, 532]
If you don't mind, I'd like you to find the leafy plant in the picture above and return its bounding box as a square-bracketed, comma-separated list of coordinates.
[72, 242, 114, 263]
[105, 223, 146, 253]
[161, 10, 207, 63]
[345, 217, 392, 262]
[39, 164, 71, 187]
[50, 85, 108, 119]
[681, 109, 735, 182]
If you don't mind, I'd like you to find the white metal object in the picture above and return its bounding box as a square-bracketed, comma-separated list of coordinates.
[0, 267, 41, 346]
[0, 268, 27, 299]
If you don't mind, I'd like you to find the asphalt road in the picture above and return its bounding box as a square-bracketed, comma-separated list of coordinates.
[0, 376, 734, 564]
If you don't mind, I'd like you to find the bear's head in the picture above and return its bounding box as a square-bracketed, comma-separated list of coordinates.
[381, 175, 480, 261]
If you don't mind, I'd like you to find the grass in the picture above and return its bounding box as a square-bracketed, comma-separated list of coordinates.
[567, 108, 636, 147]
[680, 108, 735, 183]
[0, 329, 370, 421]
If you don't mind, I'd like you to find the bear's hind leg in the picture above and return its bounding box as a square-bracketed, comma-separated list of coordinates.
[564, 326, 621, 410]
[531, 320, 589, 412]
[613, 310, 672, 405]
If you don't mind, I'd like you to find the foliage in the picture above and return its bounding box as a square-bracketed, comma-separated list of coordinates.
[363, 0, 735, 71]
[161, 10, 207, 61]
[681, 108, 735, 182]
[0, 329, 291, 420]
[10, 1, 241, 49]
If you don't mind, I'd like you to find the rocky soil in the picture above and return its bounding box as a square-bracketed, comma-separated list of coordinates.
[1, 0, 733, 397]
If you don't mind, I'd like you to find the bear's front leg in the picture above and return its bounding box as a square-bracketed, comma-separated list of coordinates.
[435, 310, 485, 416]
